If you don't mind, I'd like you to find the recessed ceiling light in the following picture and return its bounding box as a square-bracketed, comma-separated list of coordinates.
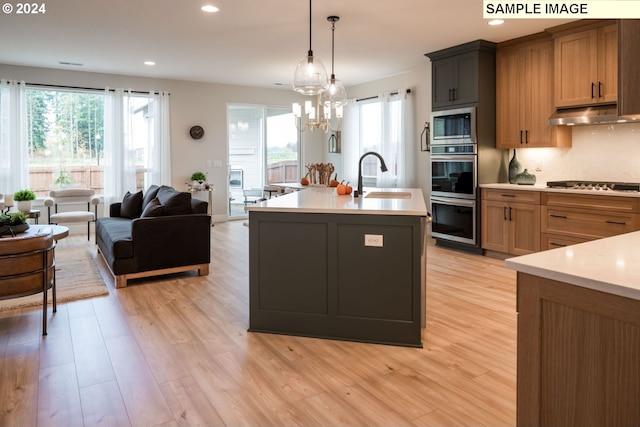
[488, 19, 504, 26]
[59, 61, 83, 67]
[144, 61, 156, 66]
[201, 5, 219, 13]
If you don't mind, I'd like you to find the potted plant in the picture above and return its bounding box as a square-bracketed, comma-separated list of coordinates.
[0, 211, 29, 236]
[190, 171, 207, 189]
[13, 189, 36, 212]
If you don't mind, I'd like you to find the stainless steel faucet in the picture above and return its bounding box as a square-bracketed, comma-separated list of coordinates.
[356, 151, 388, 197]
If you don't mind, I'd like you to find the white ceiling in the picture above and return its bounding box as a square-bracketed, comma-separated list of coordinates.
[0, 0, 574, 89]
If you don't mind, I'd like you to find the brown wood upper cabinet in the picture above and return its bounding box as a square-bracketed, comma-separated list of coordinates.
[554, 23, 617, 108]
[496, 37, 571, 149]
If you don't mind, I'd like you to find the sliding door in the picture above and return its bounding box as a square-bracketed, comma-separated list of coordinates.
[228, 105, 298, 218]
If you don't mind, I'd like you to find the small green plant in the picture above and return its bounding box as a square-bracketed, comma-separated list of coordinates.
[0, 211, 27, 225]
[190, 171, 207, 182]
[13, 189, 36, 201]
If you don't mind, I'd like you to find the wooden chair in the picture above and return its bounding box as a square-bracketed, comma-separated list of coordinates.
[44, 188, 100, 240]
[0, 232, 56, 335]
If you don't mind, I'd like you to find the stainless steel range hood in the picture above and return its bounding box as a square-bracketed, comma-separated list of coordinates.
[548, 104, 628, 126]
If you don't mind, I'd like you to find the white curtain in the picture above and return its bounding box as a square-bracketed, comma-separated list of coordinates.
[146, 91, 171, 185]
[398, 89, 415, 187]
[103, 88, 171, 213]
[103, 88, 137, 212]
[0, 80, 28, 194]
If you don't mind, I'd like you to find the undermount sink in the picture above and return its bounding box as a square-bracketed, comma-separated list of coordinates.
[364, 191, 412, 199]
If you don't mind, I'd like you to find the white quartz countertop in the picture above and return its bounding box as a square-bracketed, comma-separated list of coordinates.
[480, 182, 640, 198]
[245, 187, 429, 216]
[505, 231, 640, 300]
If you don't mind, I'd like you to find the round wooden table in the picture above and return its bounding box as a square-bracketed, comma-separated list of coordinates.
[0, 224, 69, 241]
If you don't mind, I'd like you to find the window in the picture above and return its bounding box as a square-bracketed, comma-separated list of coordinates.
[343, 90, 413, 188]
[25, 88, 104, 196]
[228, 104, 299, 218]
[0, 80, 170, 204]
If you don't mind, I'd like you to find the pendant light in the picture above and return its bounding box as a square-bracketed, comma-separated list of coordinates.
[320, 16, 347, 112]
[292, 0, 328, 96]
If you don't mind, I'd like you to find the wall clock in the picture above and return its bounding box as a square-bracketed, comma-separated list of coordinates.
[189, 125, 205, 140]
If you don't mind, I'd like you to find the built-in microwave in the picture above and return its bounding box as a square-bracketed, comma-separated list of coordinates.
[430, 107, 476, 145]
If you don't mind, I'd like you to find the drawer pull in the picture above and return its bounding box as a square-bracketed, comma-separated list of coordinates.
[605, 220, 627, 225]
[501, 194, 516, 198]
[550, 242, 566, 247]
[550, 214, 567, 219]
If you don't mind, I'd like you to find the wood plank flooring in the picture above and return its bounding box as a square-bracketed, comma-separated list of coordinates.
[0, 221, 517, 426]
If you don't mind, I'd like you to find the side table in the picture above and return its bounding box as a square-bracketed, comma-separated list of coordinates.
[188, 186, 214, 226]
[25, 210, 40, 224]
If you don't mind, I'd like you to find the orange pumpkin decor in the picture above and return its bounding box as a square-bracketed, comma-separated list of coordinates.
[336, 181, 347, 195]
[300, 174, 310, 186]
[329, 173, 340, 187]
[344, 182, 353, 194]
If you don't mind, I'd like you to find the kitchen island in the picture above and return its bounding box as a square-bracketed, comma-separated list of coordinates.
[246, 187, 429, 347]
[506, 232, 640, 426]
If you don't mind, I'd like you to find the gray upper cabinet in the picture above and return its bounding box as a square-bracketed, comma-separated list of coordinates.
[426, 40, 496, 111]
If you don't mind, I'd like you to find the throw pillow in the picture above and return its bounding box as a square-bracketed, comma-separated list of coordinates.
[142, 184, 161, 209]
[156, 187, 192, 215]
[140, 197, 165, 218]
[120, 190, 143, 218]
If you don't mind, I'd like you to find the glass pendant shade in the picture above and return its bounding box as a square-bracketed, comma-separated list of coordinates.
[321, 75, 347, 109]
[293, 53, 328, 96]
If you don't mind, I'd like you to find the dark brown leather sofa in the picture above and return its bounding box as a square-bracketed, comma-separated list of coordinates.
[96, 185, 211, 288]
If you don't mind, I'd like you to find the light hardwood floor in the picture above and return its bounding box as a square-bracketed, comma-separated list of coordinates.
[0, 221, 517, 427]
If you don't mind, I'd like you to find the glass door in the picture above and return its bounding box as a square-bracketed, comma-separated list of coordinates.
[228, 105, 298, 219]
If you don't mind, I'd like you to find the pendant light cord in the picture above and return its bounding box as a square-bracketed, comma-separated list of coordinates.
[307, 0, 313, 56]
[331, 19, 335, 76]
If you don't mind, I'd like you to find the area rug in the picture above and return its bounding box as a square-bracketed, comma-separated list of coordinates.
[0, 239, 109, 312]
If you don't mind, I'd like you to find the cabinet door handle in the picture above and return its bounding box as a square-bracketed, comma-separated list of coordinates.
[452, 88, 456, 101]
[520, 130, 523, 145]
[448, 89, 453, 101]
[550, 242, 567, 247]
[605, 220, 627, 225]
[525, 130, 529, 145]
[591, 82, 595, 99]
[503, 207, 507, 220]
[550, 214, 567, 219]
[509, 207, 513, 221]
[598, 81, 602, 98]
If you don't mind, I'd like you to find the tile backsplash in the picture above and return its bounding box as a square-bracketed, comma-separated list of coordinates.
[514, 122, 640, 183]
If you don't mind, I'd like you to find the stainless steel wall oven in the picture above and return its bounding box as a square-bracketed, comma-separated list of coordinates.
[430, 142, 478, 245]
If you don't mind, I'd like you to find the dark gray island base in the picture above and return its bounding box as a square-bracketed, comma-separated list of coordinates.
[249, 211, 425, 347]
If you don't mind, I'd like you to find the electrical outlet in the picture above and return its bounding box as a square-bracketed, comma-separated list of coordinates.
[213, 160, 223, 167]
[364, 234, 383, 247]
[206, 160, 212, 168]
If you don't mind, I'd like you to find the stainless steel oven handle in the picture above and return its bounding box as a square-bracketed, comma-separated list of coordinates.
[430, 155, 477, 161]
[430, 197, 476, 207]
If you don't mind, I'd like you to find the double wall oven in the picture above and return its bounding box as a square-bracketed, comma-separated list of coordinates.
[430, 107, 479, 246]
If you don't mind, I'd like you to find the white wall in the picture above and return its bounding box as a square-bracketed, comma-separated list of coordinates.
[513, 122, 640, 184]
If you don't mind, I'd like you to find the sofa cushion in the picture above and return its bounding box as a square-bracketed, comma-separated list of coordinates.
[142, 184, 161, 209]
[141, 197, 165, 218]
[120, 190, 143, 218]
[95, 217, 133, 259]
[156, 186, 192, 215]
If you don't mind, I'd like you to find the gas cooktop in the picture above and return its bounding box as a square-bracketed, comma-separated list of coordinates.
[547, 180, 640, 192]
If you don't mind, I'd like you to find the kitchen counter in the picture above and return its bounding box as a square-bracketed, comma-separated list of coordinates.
[508, 230, 640, 426]
[506, 230, 640, 300]
[247, 186, 428, 347]
[246, 186, 428, 216]
[481, 182, 640, 198]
